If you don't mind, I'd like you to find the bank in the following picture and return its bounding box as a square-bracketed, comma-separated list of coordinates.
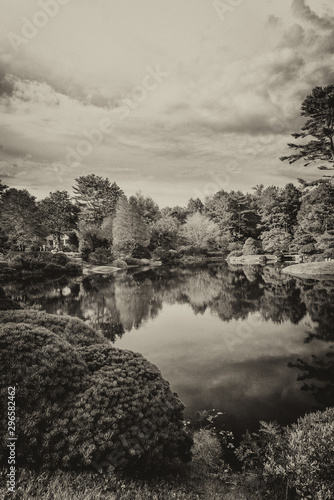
[282, 261, 334, 279]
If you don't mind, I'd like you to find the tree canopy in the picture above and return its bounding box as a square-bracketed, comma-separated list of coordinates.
[73, 174, 123, 226]
[280, 85, 334, 177]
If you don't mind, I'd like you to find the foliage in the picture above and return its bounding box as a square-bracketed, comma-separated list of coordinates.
[280, 85, 334, 175]
[150, 215, 179, 250]
[261, 229, 292, 253]
[129, 192, 161, 224]
[242, 238, 263, 255]
[0, 188, 45, 249]
[39, 191, 79, 249]
[131, 244, 151, 259]
[180, 213, 221, 249]
[0, 311, 192, 471]
[255, 184, 301, 234]
[187, 197, 204, 214]
[73, 174, 123, 226]
[236, 408, 334, 500]
[205, 190, 260, 240]
[112, 197, 150, 255]
[88, 248, 114, 265]
[77, 223, 109, 261]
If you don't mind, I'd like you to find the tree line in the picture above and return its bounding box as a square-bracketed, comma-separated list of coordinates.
[0, 173, 334, 260]
[1, 84, 334, 261]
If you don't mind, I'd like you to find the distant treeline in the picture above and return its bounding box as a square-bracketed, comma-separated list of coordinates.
[1, 174, 334, 261]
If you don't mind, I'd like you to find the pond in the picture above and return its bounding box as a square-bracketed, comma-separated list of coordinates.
[3, 262, 334, 438]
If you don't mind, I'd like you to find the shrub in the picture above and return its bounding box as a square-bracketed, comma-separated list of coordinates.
[88, 248, 114, 265]
[131, 244, 151, 259]
[64, 262, 82, 274]
[0, 312, 192, 471]
[112, 259, 128, 269]
[191, 429, 222, 476]
[242, 238, 263, 255]
[51, 252, 69, 267]
[152, 247, 177, 263]
[44, 263, 64, 275]
[178, 246, 207, 256]
[236, 408, 334, 500]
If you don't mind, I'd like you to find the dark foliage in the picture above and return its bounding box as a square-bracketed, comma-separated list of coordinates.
[0, 311, 192, 472]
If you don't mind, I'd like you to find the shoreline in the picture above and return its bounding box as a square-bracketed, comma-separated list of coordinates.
[282, 261, 334, 280]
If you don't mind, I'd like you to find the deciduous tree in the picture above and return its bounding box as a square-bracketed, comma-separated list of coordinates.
[39, 191, 79, 249]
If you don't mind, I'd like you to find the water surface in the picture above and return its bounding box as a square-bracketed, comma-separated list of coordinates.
[4, 262, 333, 437]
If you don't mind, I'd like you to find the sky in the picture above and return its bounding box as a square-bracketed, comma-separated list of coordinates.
[0, 0, 334, 207]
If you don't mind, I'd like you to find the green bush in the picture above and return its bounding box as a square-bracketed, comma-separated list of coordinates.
[88, 248, 114, 265]
[0, 311, 192, 472]
[51, 252, 69, 267]
[236, 408, 334, 499]
[242, 238, 263, 255]
[131, 244, 151, 259]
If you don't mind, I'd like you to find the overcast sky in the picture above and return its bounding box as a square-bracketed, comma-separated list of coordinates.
[0, 0, 333, 206]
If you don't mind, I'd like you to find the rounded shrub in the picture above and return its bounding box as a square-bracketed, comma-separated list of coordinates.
[131, 244, 151, 259]
[0, 311, 191, 472]
[88, 248, 114, 265]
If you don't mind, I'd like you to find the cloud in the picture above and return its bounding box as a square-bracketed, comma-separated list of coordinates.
[267, 15, 282, 28]
[293, 0, 334, 30]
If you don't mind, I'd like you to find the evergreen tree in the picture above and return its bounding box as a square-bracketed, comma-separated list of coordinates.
[73, 174, 123, 226]
[280, 85, 334, 178]
[129, 192, 161, 224]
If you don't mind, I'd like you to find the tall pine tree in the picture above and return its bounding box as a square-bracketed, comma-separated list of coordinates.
[73, 174, 123, 226]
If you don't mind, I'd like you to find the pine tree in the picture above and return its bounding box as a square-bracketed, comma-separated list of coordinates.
[73, 174, 123, 226]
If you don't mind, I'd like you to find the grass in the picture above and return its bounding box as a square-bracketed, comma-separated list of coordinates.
[0, 467, 267, 500]
[0, 429, 280, 500]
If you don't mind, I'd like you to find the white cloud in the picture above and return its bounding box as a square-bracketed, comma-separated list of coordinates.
[0, 0, 333, 205]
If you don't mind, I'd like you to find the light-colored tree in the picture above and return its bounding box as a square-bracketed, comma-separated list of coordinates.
[181, 212, 221, 249]
[112, 196, 150, 255]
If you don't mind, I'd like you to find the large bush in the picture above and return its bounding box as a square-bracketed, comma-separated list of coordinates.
[242, 238, 263, 255]
[236, 408, 334, 499]
[0, 311, 191, 472]
[4, 251, 81, 277]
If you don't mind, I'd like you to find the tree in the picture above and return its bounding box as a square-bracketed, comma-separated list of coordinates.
[297, 182, 334, 235]
[112, 196, 150, 255]
[39, 191, 79, 250]
[0, 180, 8, 201]
[73, 174, 123, 226]
[280, 85, 334, 177]
[0, 188, 44, 249]
[181, 212, 221, 249]
[256, 184, 301, 234]
[205, 190, 259, 240]
[150, 215, 180, 250]
[261, 228, 293, 253]
[129, 192, 161, 224]
[186, 197, 204, 215]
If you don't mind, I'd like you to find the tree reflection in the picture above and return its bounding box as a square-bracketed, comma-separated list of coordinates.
[287, 279, 334, 408]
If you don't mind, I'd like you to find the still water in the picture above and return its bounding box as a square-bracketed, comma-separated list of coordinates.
[4, 262, 334, 437]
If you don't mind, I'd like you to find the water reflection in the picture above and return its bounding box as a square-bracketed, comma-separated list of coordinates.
[3, 263, 334, 437]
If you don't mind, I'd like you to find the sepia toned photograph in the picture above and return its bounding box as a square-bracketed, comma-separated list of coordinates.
[1, 1, 334, 498]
